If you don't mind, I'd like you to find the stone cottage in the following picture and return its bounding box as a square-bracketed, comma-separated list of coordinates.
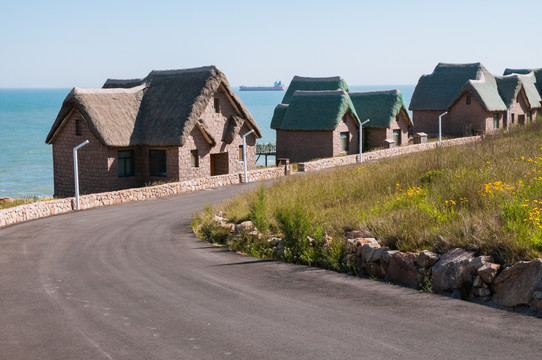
[271, 89, 360, 163]
[349, 90, 413, 149]
[280, 75, 349, 104]
[410, 62, 540, 137]
[45, 66, 261, 197]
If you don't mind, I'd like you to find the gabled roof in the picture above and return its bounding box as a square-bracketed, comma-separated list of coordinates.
[46, 66, 261, 146]
[281, 76, 349, 104]
[349, 90, 413, 128]
[271, 90, 359, 131]
[449, 71, 507, 111]
[409, 63, 494, 111]
[496, 73, 542, 109]
[503, 68, 542, 100]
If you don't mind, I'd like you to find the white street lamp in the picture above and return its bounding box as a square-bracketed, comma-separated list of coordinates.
[359, 119, 370, 163]
[73, 140, 89, 210]
[439, 111, 448, 145]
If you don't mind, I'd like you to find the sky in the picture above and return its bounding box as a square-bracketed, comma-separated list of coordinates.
[1, 0, 542, 88]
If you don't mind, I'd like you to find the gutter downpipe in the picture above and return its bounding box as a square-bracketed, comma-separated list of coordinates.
[242, 130, 255, 183]
[439, 111, 448, 146]
[359, 119, 370, 162]
[506, 105, 515, 131]
[73, 140, 89, 210]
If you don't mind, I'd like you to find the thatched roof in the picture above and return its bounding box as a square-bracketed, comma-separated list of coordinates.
[449, 71, 507, 112]
[271, 90, 360, 131]
[503, 68, 542, 100]
[46, 66, 261, 146]
[496, 73, 542, 109]
[349, 90, 413, 128]
[409, 63, 495, 111]
[281, 76, 349, 104]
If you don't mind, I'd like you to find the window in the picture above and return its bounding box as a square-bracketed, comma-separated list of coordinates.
[214, 98, 220, 113]
[340, 132, 349, 152]
[118, 150, 135, 178]
[466, 95, 471, 105]
[493, 114, 499, 129]
[511, 113, 515, 124]
[191, 150, 199, 168]
[149, 150, 167, 177]
[393, 130, 401, 146]
[75, 119, 83, 136]
[239, 145, 244, 161]
[528, 111, 533, 123]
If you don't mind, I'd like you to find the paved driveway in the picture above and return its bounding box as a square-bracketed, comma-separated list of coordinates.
[0, 183, 540, 359]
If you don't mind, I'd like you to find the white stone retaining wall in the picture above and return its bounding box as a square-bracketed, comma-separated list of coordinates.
[0, 166, 286, 228]
[298, 136, 482, 172]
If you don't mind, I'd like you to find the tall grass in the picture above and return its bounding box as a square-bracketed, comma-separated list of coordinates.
[195, 121, 542, 266]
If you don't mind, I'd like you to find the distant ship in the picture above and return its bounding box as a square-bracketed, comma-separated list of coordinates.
[239, 81, 286, 91]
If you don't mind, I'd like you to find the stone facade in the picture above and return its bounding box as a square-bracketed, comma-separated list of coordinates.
[411, 110, 443, 136]
[276, 113, 359, 163]
[365, 111, 410, 149]
[51, 90, 257, 197]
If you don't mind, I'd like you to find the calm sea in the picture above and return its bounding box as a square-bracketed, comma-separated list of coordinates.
[0, 85, 414, 198]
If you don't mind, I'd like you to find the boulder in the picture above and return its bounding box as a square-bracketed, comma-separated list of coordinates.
[472, 275, 484, 288]
[386, 252, 418, 287]
[363, 262, 387, 278]
[492, 259, 542, 309]
[431, 248, 476, 296]
[235, 220, 254, 232]
[381, 250, 400, 263]
[371, 246, 390, 263]
[468, 256, 494, 273]
[477, 263, 500, 284]
[360, 243, 381, 263]
[417, 250, 440, 268]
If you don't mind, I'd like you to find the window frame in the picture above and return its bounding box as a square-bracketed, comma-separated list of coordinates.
[75, 119, 83, 136]
[393, 129, 401, 146]
[466, 95, 472, 105]
[238, 145, 244, 161]
[149, 149, 167, 177]
[190, 149, 199, 168]
[118, 150, 135, 178]
[340, 132, 349, 153]
[214, 98, 220, 113]
[493, 113, 499, 129]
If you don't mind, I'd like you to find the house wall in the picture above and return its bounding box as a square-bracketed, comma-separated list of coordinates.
[384, 111, 410, 146]
[365, 112, 410, 149]
[178, 89, 257, 179]
[332, 113, 359, 156]
[508, 91, 531, 127]
[365, 128, 387, 149]
[411, 110, 443, 136]
[276, 130, 333, 163]
[447, 94, 490, 136]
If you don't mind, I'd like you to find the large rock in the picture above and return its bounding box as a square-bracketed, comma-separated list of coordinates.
[492, 259, 542, 309]
[417, 250, 440, 269]
[386, 252, 418, 287]
[468, 255, 493, 273]
[431, 248, 476, 296]
[477, 263, 500, 284]
[363, 262, 387, 278]
[360, 243, 381, 263]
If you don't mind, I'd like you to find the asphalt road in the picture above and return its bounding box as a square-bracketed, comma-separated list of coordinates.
[0, 182, 541, 360]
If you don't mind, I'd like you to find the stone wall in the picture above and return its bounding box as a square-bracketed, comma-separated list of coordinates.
[298, 135, 482, 172]
[0, 166, 286, 229]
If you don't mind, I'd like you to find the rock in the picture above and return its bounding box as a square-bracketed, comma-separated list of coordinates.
[417, 250, 440, 268]
[492, 259, 542, 309]
[360, 243, 381, 263]
[431, 248, 476, 297]
[477, 263, 500, 284]
[371, 246, 390, 263]
[213, 215, 225, 223]
[235, 220, 254, 232]
[472, 276, 483, 288]
[468, 255, 494, 273]
[268, 237, 282, 246]
[344, 229, 373, 239]
[248, 230, 262, 239]
[381, 250, 399, 263]
[363, 262, 387, 278]
[219, 222, 236, 233]
[386, 252, 418, 287]
[473, 287, 491, 297]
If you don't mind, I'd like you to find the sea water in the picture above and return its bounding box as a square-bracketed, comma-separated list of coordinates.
[0, 85, 414, 198]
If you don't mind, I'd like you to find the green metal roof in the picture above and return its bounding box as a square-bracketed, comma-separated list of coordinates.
[271, 90, 360, 131]
[281, 76, 349, 104]
[349, 90, 412, 128]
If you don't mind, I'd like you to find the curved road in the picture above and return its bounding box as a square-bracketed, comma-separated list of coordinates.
[0, 183, 540, 360]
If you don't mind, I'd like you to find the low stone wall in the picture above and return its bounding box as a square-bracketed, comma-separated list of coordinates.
[298, 136, 482, 172]
[0, 166, 287, 228]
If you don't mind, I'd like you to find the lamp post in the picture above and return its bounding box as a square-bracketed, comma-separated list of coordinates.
[359, 119, 370, 163]
[506, 104, 515, 131]
[73, 140, 89, 210]
[242, 129, 255, 183]
[438, 111, 448, 145]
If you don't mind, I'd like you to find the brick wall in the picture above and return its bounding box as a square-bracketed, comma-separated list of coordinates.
[448, 94, 491, 136]
[412, 110, 443, 136]
[276, 129, 334, 163]
[332, 113, 359, 156]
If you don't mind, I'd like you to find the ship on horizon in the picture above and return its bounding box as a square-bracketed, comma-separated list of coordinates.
[239, 81, 286, 91]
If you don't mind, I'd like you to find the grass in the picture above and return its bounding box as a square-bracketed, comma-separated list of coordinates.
[0, 197, 39, 210]
[193, 120, 542, 268]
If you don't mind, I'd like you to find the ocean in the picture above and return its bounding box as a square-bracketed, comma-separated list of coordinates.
[0, 85, 414, 198]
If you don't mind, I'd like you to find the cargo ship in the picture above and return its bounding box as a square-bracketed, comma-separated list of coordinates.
[239, 81, 286, 91]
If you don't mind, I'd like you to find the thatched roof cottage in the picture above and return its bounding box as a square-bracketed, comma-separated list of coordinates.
[46, 66, 261, 197]
[271, 89, 360, 162]
[281, 75, 349, 104]
[410, 63, 540, 136]
[349, 90, 413, 149]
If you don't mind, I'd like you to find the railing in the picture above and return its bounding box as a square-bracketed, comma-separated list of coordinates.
[256, 142, 276, 155]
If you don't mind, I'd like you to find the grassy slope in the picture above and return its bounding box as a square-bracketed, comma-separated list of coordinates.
[194, 121, 542, 268]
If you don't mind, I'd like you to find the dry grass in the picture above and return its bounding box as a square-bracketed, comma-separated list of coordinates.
[195, 120, 542, 266]
[0, 197, 37, 210]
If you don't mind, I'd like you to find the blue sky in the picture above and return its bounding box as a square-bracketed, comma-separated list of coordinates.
[1, 0, 541, 88]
